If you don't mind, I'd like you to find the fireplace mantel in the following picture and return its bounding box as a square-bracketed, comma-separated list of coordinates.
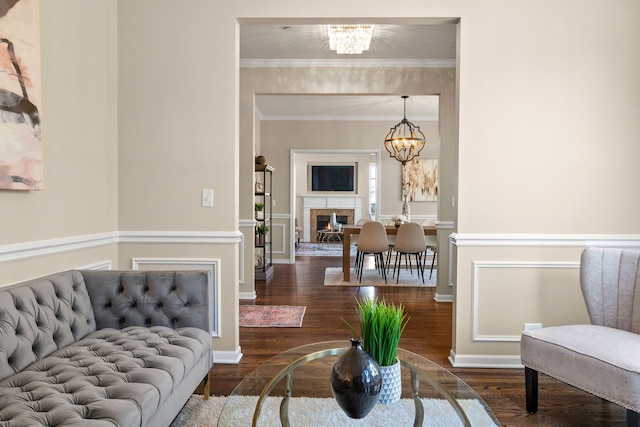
[302, 195, 363, 242]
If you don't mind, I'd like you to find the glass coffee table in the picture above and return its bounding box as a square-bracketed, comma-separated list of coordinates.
[217, 341, 499, 426]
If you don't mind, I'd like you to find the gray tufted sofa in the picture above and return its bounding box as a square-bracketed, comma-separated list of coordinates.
[0, 269, 213, 427]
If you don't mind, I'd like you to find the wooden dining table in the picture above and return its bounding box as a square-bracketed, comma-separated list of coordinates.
[341, 224, 437, 281]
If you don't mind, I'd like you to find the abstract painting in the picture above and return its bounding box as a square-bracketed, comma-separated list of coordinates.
[402, 159, 438, 202]
[0, 0, 43, 190]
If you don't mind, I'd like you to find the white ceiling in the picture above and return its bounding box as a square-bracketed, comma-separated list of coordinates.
[240, 24, 457, 121]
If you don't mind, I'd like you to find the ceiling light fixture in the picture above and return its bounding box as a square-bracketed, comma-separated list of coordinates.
[327, 24, 374, 55]
[384, 96, 426, 165]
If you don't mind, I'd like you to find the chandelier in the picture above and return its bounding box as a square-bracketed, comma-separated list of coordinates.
[327, 25, 374, 55]
[383, 96, 426, 165]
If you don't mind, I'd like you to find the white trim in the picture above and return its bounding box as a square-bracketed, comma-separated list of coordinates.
[471, 261, 580, 343]
[452, 233, 640, 248]
[119, 230, 242, 244]
[131, 257, 222, 338]
[239, 219, 256, 228]
[448, 349, 523, 369]
[240, 58, 456, 68]
[434, 293, 453, 303]
[0, 232, 119, 263]
[75, 260, 113, 270]
[239, 291, 257, 300]
[259, 114, 438, 122]
[212, 346, 243, 364]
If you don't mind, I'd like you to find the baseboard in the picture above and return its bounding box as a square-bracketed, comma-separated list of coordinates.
[434, 292, 453, 302]
[239, 291, 257, 300]
[448, 349, 524, 369]
[212, 346, 243, 364]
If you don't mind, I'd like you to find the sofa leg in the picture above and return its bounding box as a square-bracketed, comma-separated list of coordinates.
[628, 409, 639, 427]
[203, 371, 211, 401]
[525, 367, 538, 414]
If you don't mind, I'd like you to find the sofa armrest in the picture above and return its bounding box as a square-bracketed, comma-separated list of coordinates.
[80, 270, 213, 335]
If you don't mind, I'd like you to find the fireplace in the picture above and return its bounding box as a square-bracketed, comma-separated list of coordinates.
[302, 195, 363, 243]
[316, 215, 348, 231]
[309, 209, 354, 242]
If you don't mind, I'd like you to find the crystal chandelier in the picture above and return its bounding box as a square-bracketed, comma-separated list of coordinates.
[327, 25, 374, 55]
[383, 96, 426, 165]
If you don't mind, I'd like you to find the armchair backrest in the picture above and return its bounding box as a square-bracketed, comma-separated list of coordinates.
[580, 247, 640, 333]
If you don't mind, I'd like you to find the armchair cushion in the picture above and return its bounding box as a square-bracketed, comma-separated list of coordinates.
[521, 324, 640, 410]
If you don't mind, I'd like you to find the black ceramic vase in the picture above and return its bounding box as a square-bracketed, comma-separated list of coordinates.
[330, 338, 382, 419]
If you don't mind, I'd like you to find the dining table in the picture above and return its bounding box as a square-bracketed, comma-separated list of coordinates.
[341, 223, 437, 282]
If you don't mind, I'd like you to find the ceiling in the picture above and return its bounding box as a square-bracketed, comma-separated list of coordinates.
[240, 24, 457, 121]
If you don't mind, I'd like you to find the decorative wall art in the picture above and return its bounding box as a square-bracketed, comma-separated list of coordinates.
[402, 159, 438, 202]
[0, 0, 43, 190]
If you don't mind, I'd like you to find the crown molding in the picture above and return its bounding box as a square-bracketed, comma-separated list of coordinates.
[240, 58, 455, 68]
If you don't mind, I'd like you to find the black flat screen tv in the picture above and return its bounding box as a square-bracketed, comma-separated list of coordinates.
[310, 165, 355, 192]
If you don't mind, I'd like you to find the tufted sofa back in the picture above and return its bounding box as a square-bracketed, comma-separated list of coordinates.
[0, 271, 96, 382]
[80, 270, 211, 333]
[580, 247, 640, 334]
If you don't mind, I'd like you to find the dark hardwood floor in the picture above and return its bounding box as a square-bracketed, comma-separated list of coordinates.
[208, 255, 628, 426]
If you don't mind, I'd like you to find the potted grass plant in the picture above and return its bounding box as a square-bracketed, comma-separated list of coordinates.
[256, 224, 269, 245]
[254, 202, 264, 220]
[343, 297, 409, 404]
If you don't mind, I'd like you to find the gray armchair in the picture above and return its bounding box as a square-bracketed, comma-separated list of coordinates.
[521, 247, 640, 426]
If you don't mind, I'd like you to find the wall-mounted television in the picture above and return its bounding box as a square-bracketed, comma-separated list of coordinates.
[310, 164, 356, 192]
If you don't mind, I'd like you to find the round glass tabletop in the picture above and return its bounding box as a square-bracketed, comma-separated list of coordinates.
[218, 340, 499, 426]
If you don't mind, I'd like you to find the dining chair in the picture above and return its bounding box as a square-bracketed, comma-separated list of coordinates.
[354, 221, 389, 284]
[391, 222, 426, 284]
[422, 220, 438, 279]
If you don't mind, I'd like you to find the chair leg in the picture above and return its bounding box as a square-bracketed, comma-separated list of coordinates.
[429, 249, 436, 279]
[628, 409, 639, 427]
[525, 367, 539, 414]
[378, 253, 387, 283]
[416, 252, 425, 283]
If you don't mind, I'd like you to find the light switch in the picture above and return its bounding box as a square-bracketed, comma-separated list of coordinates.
[201, 189, 214, 207]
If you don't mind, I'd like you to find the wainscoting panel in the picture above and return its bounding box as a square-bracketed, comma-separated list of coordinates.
[471, 261, 582, 342]
[132, 257, 221, 338]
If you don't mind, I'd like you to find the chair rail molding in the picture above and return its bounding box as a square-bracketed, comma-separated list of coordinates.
[451, 233, 640, 248]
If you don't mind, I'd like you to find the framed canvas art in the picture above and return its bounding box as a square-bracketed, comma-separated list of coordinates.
[402, 159, 438, 202]
[0, 0, 43, 190]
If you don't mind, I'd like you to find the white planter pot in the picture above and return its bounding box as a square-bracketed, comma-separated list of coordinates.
[255, 211, 264, 220]
[378, 359, 401, 404]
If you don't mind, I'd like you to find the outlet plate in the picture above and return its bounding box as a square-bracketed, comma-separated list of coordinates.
[524, 323, 543, 331]
[201, 189, 214, 207]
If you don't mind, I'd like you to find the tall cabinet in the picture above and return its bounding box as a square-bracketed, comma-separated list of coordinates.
[254, 164, 274, 280]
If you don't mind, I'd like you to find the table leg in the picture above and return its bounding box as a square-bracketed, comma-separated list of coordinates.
[279, 372, 293, 427]
[342, 230, 351, 281]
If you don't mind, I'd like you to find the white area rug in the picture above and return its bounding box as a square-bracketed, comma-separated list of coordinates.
[171, 395, 497, 426]
[323, 267, 436, 287]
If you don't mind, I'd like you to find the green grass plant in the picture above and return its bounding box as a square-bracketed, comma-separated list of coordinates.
[342, 297, 409, 366]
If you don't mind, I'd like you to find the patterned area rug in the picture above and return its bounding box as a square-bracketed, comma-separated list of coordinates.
[323, 266, 436, 287]
[239, 305, 306, 327]
[171, 395, 498, 427]
[295, 242, 357, 257]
